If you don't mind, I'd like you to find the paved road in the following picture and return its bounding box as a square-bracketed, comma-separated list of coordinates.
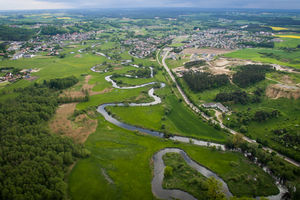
[161, 49, 300, 168]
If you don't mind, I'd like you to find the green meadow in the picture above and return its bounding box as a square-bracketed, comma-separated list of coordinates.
[166, 57, 189, 69]
[274, 37, 300, 48]
[224, 48, 300, 69]
[0, 53, 106, 82]
[107, 94, 227, 143]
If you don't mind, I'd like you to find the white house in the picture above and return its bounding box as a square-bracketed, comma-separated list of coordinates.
[202, 102, 229, 113]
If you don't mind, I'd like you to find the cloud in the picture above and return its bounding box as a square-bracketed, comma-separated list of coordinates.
[0, 0, 72, 10]
[35, 0, 300, 9]
[0, 0, 300, 10]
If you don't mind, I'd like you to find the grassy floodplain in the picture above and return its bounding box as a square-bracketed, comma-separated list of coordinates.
[107, 94, 227, 143]
[162, 152, 209, 200]
[62, 49, 277, 199]
[94, 59, 229, 142]
[68, 116, 278, 199]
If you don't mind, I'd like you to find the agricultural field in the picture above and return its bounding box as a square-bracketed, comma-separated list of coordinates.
[274, 37, 300, 48]
[270, 26, 289, 31]
[276, 35, 300, 39]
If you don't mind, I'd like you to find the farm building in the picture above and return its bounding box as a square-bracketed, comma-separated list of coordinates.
[202, 102, 229, 113]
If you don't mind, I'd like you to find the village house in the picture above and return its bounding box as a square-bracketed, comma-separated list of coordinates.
[13, 52, 24, 60]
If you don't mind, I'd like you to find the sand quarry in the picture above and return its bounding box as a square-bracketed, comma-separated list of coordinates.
[173, 56, 257, 77]
[182, 48, 234, 55]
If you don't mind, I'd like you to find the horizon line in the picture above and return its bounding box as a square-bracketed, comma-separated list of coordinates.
[1, 7, 300, 12]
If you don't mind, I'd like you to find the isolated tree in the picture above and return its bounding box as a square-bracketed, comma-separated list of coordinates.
[233, 133, 244, 148]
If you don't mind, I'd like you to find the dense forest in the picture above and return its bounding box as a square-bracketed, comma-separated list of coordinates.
[43, 76, 79, 90]
[41, 26, 68, 36]
[243, 24, 273, 32]
[215, 90, 250, 105]
[0, 83, 88, 199]
[215, 87, 263, 105]
[0, 25, 35, 41]
[233, 65, 274, 88]
[183, 71, 229, 92]
[213, 15, 300, 26]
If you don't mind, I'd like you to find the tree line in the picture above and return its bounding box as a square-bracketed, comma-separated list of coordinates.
[184, 60, 206, 69]
[0, 25, 35, 41]
[58, 89, 90, 104]
[43, 76, 79, 90]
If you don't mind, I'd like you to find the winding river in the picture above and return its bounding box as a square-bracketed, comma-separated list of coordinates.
[92, 66, 286, 200]
[152, 148, 232, 200]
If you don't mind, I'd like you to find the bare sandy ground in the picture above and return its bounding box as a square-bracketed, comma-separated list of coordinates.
[266, 84, 300, 99]
[183, 48, 234, 55]
[49, 103, 98, 143]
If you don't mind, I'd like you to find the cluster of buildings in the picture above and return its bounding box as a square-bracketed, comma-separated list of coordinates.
[124, 37, 171, 58]
[125, 38, 157, 58]
[0, 69, 33, 83]
[5, 31, 98, 60]
[13, 53, 35, 60]
[176, 29, 273, 50]
[48, 31, 96, 44]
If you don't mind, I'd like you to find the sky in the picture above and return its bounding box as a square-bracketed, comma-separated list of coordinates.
[0, 0, 300, 10]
